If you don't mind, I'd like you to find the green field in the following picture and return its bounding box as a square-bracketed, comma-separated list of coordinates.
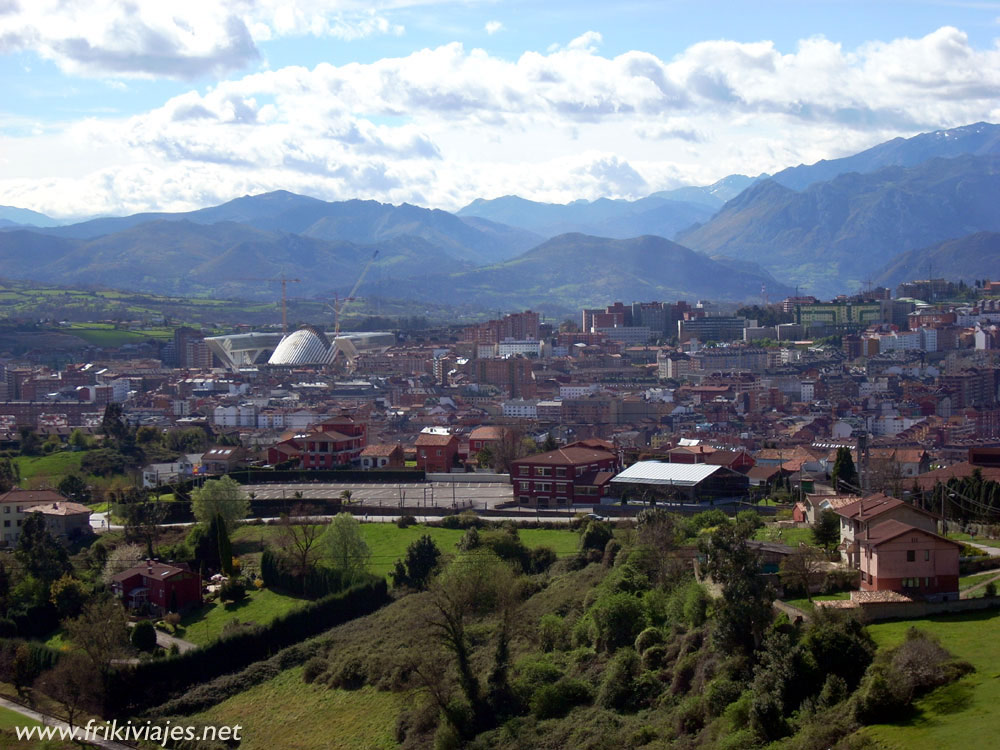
[781, 591, 851, 612]
[63, 325, 173, 347]
[861, 609, 1000, 749]
[947, 532, 1000, 549]
[13, 451, 86, 488]
[180, 588, 310, 645]
[754, 525, 817, 547]
[233, 522, 582, 579]
[194, 666, 402, 750]
[0, 705, 42, 731]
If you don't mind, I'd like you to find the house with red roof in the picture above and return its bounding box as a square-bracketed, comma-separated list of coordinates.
[111, 561, 202, 615]
[510, 441, 619, 508]
[415, 428, 460, 473]
[359, 443, 405, 470]
[857, 521, 961, 601]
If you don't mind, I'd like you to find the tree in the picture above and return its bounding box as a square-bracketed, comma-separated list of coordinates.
[68, 428, 90, 451]
[130, 620, 157, 652]
[57, 474, 91, 504]
[17, 426, 40, 457]
[15, 513, 71, 583]
[0, 458, 19, 493]
[832, 447, 859, 493]
[63, 596, 131, 679]
[812, 509, 841, 550]
[35, 653, 99, 729]
[191, 476, 249, 530]
[276, 507, 325, 593]
[390, 534, 441, 591]
[121, 499, 168, 558]
[216, 513, 234, 576]
[425, 551, 519, 735]
[321, 513, 370, 577]
[542, 432, 558, 452]
[700, 516, 774, 655]
[49, 574, 87, 619]
[101, 542, 144, 584]
[778, 545, 826, 602]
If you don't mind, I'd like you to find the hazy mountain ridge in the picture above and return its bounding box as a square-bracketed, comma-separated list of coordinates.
[873, 231, 1000, 290]
[677, 153, 1000, 297]
[403, 233, 793, 311]
[771, 121, 1000, 191]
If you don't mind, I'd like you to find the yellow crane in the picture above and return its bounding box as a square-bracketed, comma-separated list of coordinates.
[235, 274, 301, 335]
[327, 250, 379, 336]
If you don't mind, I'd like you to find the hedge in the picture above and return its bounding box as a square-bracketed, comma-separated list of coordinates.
[104, 577, 389, 715]
[261, 548, 367, 599]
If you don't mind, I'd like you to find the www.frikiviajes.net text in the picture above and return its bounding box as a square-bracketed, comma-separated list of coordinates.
[15, 720, 242, 745]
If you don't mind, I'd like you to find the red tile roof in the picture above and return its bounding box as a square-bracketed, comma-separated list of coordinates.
[513, 446, 615, 467]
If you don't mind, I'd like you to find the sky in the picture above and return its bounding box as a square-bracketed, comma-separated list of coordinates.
[1, 0, 1000, 219]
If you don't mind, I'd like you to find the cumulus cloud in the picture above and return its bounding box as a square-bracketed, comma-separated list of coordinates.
[0, 0, 406, 79]
[485, 20, 503, 35]
[4, 26, 1000, 216]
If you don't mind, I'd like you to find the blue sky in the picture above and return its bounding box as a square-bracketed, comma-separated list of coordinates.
[1, 0, 999, 218]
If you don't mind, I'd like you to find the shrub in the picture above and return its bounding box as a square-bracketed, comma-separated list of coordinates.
[580, 521, 613, 552]
[596, 648, 640, 711]
[396, 515, 417, 529]
[330, 657, 366, 690]
[986, 581, 997, 597]
[219, 578, 247, 603]
[538, 614, 567, 652]
[589, 592, 648, 651]
[634, 627, 664, 654]
[164, 612, 181, 627]
[705, 677, 743, 717]
[674, 695, 706, 735]
[530, 678, 592, 719]
[528, 546, 557, 574]
[302, 656, 326, 684]
[641, 644, 668, 671]
[130, 620, 157, 652]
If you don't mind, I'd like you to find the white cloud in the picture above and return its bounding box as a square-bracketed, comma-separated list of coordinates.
[484, 20, 503, 35]
[3, 26, 1000, 216]
[0, 1, 406, 79]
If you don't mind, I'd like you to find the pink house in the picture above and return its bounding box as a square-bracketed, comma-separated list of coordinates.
[857, 520, 961, 601]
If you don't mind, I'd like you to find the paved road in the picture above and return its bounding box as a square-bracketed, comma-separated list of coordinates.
[0, 696, 135, 750]
[967, 541, 1000, 558]
[154, 629, 198, 654]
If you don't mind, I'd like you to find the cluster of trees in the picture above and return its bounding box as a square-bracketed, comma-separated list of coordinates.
[475, 430, 558, 474]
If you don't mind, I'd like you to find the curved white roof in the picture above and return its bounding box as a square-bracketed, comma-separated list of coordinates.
[268, 326, 335, 366]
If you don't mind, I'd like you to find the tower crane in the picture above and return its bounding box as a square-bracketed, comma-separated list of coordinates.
[234, 274, 301, 335]
[327, 250, 379, 336]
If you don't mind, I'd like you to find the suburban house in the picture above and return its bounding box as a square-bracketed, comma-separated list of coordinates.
[857, 520, 961, 601]
[468, 425, 507, 454]
[359, 443, 405, 470]
[801, 493, 861, 525]
[266, 413, 368, 469]
[834, 493, 939, 566]
[0, 489, 92, 545]
[200, 445, 248, 475]
[510, 442, 619, 507]
[415, 428, 460, 473]
[111, 561, 202, 615]
[31, 502, 92, 539]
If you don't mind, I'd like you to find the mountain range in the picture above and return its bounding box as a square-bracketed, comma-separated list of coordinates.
[2, 121, 1000, 311]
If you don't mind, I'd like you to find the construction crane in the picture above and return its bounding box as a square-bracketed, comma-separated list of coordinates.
[327, 250, 379, 336]
[234, 274, 301, 335]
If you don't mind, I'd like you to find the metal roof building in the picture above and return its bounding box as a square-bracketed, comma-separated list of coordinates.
[610, 460, 749, 503]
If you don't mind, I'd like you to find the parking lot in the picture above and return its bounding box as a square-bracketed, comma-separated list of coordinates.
[243, 481, 514, 511]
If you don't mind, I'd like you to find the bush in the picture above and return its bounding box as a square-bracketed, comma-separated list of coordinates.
[219, 578, 247, 603]
[538, 614, 567, 652]
[674, 695, 706, 735]
[705, 677, 743, 717]
[580, 521, 613, 552]
[528, 546, 557, 574]
[589, 592, 648, 651]
[986, 581, 997, 597]
[131, 620, 157, 652]
[396, 515, 417, 529]
[634, 627, 664, 654]
[854, 663, 910, 723]
[596, 648, 640, 711]
[530, 678, 592, 719]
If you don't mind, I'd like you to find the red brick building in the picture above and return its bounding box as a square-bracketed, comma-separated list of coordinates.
[111, 561, 202, 615]
[468, 426, 507, 454]
[266, 413, 368, 469]
[415, 429, 460, 473]
[857, 521, 960, 600]
[510, 443, 619, 507]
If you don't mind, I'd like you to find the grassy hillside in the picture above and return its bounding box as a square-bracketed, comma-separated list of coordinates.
[861, 610, 1000, 749]
[194, 666, 403, 750]
[180, 588, 311, 645]
[13, 451, 86, 488]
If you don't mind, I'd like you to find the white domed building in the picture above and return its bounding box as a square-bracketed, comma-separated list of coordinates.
[267, 325, 336, 366]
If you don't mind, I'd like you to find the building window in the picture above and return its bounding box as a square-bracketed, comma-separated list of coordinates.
[536, 467, 551, 477]
[924, 549, 930, 561]
[536, 482, 551, 492]
[906, 550, 915, 562]
[556, 467, 566, 478]
[2, 520, 8, 528]
[519, 496, 530, 505]
[436, 449, 442, 456]
[2, 507, 7, 514]
[519, 466, 528, 476]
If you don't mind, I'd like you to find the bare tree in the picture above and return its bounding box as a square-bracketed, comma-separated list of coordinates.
[35, 653, 99, 729]
[63, 596, 131, 678]
[277, 505, 327, 586]
[778, 545, 827, 602]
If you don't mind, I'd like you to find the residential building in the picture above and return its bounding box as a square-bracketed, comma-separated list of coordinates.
[415, 428, 460, 473]
[111, 561, 202, 614]
[359, 443, 405, 470]
[857, 521, 960, 600]
[510, 443, 619, 507]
